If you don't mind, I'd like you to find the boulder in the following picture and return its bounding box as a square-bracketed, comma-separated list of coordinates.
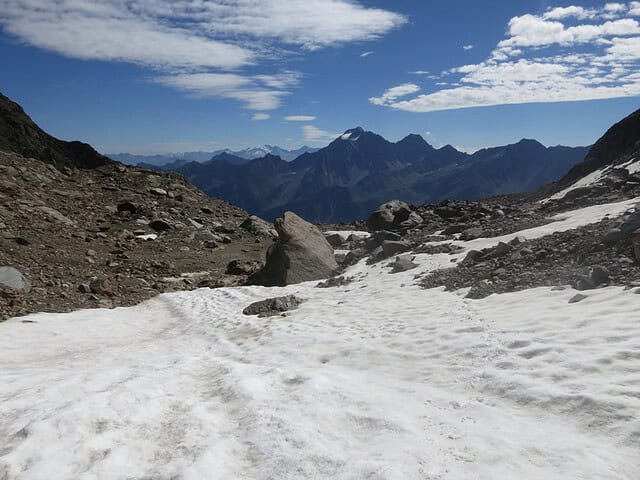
[89, 277, 114, 296]
[325, 233, 345, 248]
[381, 240, 411, 257]
[460, 227, 483, 241]
[248, 211, 339, 286]
[242, 295, 304, 317]
[390, 254, 418, 273]
[0, 266, 30, 292]
[366, 200, 421, 232]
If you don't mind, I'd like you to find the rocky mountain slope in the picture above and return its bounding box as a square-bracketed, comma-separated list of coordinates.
[168, 127, 588, 223]
[0, 93, 112, 170]
[0, 93, 273, 320]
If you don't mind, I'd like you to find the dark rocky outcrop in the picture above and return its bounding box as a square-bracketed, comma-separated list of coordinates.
[0, 92, 113, 170]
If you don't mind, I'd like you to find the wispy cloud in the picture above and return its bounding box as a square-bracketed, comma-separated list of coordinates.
[360, 51, 374, 58]
[284, 115, 317, 121]
[463, 44, 475, 50]
[302, 125, 338, 143]
[0, 0, 405, 111]
[369, 83, 421, 106]
[371, 2, 640, 113]
[252, 113, 270, 121]
[155, 73, 292, 110]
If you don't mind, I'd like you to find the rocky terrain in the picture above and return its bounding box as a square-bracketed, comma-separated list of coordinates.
[0, 149, 277, 320]
[320, 107, 640, 300]
[1, 89, 639, 321]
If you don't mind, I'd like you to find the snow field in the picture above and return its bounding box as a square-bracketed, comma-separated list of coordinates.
[1, 197, 639, 479]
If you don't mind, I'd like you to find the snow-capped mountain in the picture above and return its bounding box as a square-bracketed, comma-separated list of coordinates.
[108, 145, 318, 166]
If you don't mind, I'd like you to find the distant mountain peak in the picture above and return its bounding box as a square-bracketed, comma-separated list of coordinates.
[340, 127, 365, 140]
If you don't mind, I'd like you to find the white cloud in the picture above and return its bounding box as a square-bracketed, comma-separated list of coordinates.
[284, 115, 317, 121]
[155, 73, 291, 110]
[543, 6, 596, 20]
[463, 44, 475, 50]
[360, 51, 374, 58]
[252, 113, 270, 121]
[410, 70, 430, 75]
[631, 2, 640, 16]
[370, 83, 421, 106]
[0, 0, 405, 111]
[371, 3, 640, 113]
[302, 125, 338, 143]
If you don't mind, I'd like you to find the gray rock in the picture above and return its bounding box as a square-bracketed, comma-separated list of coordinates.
[89, 277, 114, 296]
[249, 211, 339, 286]
[590, 265, 610, 285]
[390, 254, 418, 273]
[325, 233, 344, 248]
[149, 219, 173, 231]
[240, 215, 277, 239]
[569, 294, 588, 304]
[0, 266, 31, 292]
[226, 259, 263, 276]
[460, 227, 483, 241]
[149, 187, 168, 196]
[441, 224, 468, 235]
[366, 200, 420, 232]
[381, 240, 411, 257]
[490, 242, 513, 258]
[243, 295, 304, 317]
[78, 283, 91, 293]
[633, 229, 640, 262]
[36, 206, 75, 226]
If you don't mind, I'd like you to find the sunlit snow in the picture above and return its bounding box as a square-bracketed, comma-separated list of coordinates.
[1, 198, 639, 479]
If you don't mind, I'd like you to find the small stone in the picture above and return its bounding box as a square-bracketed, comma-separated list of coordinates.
[149, 219, 173, 231]
[590, 265, 610, 285]
[149, 187, 168, 196]
[78, 283, 91, 293]
[15, 236, 30, 246]
[569, 294, 588, 304]
[89, 277, 114, 296]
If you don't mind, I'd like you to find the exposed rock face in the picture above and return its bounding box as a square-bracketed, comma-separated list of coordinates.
[249, 211, 339, 286]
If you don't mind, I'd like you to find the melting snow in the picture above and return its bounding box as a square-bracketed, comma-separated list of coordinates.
[542, 157, 639, 203]
[1, 198, 639, 479]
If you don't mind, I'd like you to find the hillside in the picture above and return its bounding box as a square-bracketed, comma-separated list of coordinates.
[0, 93, 271, 320]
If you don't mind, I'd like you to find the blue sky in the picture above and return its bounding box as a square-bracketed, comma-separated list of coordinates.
[0, 0, 639, 155]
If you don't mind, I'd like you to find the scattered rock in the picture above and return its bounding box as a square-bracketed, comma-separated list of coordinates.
[590, 265, 610, 285]
[149, 187, 167, 196]
[316, 275, 354, 288]
[390, 254, 418, 273]
[242, 295, 304, 317]
[366, 200, 421, 232]
[89, 277, 114, 296]
[149, 219, 173, 231]
[569, 294, 588, 304]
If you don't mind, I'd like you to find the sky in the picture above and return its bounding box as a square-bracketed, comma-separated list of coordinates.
[0, 0, 639, 155]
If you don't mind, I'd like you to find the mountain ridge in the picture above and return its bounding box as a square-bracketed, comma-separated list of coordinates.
[167, 127, 589, 223]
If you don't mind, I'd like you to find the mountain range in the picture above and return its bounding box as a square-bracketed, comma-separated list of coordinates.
[108, 145, 319, 166]
[164, 127, 589, 223]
